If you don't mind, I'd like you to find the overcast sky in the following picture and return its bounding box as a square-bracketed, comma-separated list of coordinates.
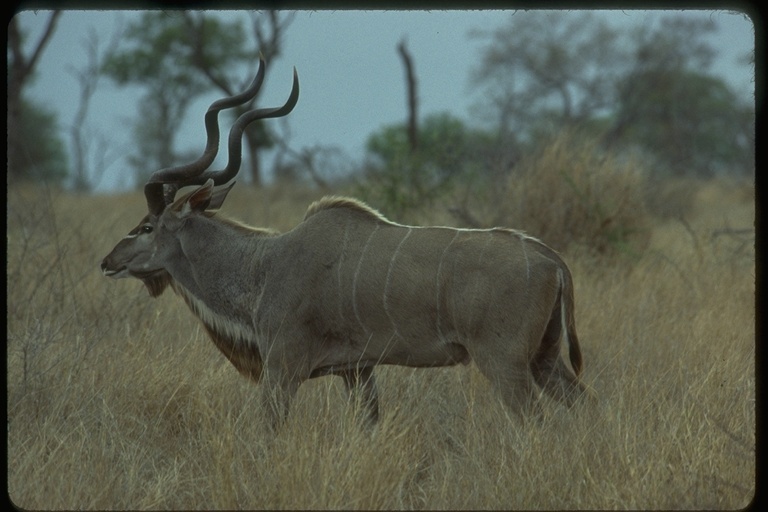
[15, 9, 755, 192]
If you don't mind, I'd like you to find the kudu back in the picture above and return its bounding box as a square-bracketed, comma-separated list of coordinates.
[102, 59, 590, 427]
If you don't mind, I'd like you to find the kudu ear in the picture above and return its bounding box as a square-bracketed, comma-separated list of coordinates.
[208, 181, 236, 211]
[179, 179, 215, 218]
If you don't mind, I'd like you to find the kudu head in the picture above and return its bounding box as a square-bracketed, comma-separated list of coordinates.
[101, 58, 299, 297]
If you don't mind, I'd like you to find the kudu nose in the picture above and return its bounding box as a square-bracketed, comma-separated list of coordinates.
[100, 257, 115, 276]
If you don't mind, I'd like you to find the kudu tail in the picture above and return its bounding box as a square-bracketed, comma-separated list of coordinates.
[558, 267, 583, 376]
[530, 266, 593, 406]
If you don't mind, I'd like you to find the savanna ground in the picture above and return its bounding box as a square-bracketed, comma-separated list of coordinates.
[7, 141, 755, 509]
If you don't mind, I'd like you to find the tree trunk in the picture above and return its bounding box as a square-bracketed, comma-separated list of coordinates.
[397, 38, 419, 155]
[7, 12, 61, 181]
[245, 133, 262, 186]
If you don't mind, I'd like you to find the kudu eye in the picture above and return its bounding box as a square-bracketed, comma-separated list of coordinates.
[140, 225, 153, 234]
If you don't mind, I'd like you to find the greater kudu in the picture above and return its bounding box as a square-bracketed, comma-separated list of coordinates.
[102, 58, 590, 427]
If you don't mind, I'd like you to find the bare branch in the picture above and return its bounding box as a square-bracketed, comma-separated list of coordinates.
[9, 11, 62, 82]
[250, 10, 296, 64]
[67, 21, 124, 191]
[8, 11, 63, 181]
[181, 12, 235, 96]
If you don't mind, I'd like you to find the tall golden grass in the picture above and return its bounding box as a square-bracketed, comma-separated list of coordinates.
[7, 168, 754, 509]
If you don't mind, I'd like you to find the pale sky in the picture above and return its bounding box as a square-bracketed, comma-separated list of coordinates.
[15, 10, 755, 192]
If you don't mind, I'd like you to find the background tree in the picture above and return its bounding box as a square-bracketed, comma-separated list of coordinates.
[470, 11, 754, 177]
[397, 38, 419, 154]
[470, 11, 624, 166]
[102, 13, 215, 183]
[180, 11, 295, 185]
[102, 11, 294, 187]
[68, 26, 123, 191]
[361, 112, 495, 218]
[605, 16, 754, 176]
[8, 11, 68, 183]
[14, 99, 70, 183]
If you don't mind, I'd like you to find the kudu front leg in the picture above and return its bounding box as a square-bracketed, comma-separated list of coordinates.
[340, 366, 380, 424]
[260, 371, 301, 430]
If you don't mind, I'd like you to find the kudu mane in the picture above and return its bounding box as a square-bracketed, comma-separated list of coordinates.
[304, 196, 390, 223]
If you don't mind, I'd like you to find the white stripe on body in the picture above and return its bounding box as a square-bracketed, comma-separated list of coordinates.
[351, 225, 380, 335]
[435, 231, 460, 341]
[382, 228, 412, 339]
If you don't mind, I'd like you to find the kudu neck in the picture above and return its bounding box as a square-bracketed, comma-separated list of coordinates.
[168, 214, 272, 311]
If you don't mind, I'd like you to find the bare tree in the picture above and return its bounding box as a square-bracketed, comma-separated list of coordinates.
[103, 11, 296, 187]
[471, 11, 750, 177]
[67, 25, 123, 191]
[470, 11, 622, 157]
[7, 11, 62, 180]
[397, 38, 419, 154]
[182, 10, 296, 185]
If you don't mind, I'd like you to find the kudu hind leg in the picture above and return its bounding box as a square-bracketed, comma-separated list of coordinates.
[340, 367, 380, 424]
[533, 357, 590, 407]
[470, 345, 542, 418]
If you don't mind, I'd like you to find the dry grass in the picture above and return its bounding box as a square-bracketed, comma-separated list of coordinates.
[7, 173, 754, 509]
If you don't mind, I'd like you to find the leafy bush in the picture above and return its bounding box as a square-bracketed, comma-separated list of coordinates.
[356, 113, 495, 221]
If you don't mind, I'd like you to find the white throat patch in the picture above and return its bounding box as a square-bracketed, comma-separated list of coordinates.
[172, 282, 257, 346]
